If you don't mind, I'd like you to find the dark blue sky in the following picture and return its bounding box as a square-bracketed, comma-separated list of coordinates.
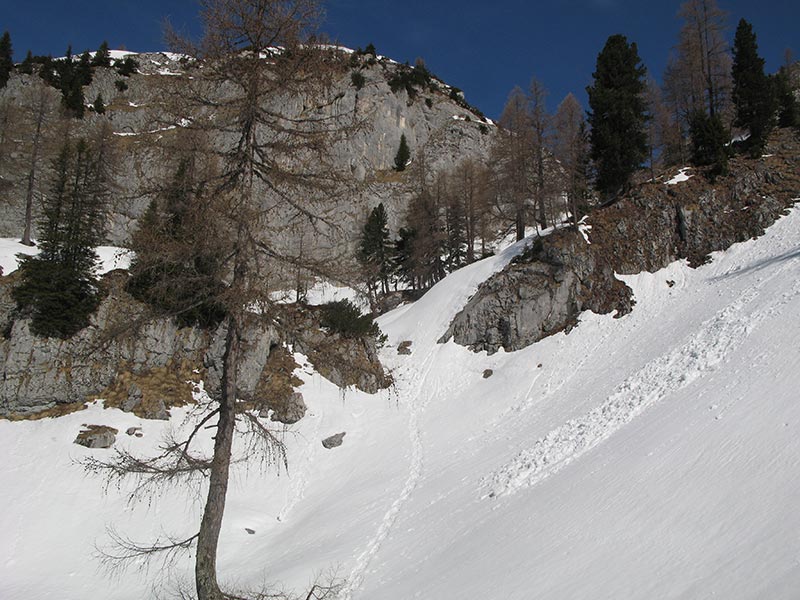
[4, 1, 798, 119]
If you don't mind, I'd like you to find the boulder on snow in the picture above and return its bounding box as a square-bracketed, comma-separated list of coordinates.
[322, 432, 346, 449]
[482, 369, 494, 379]
[397, 341, 413, 355]
[74, 425, 119, 449]
[269, 392, 307, 425]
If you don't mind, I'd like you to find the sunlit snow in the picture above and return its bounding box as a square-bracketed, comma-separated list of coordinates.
[2, 204, 800, 599]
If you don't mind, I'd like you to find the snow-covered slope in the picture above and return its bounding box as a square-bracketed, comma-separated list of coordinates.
[2, 206, 800, 599]
[0, 239, 131, 275]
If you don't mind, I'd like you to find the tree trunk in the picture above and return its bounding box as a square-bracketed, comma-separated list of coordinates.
[515, 201, 525, 241]
[22, 109, 45, 246]
[536, 153, 547, 230]
[196, 315, 240, 600]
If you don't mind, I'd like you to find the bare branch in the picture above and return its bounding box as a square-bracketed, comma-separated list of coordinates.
[96, 525, 198, 576]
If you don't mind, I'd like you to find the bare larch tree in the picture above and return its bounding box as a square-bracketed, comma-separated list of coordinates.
[86, 1, 358, 598]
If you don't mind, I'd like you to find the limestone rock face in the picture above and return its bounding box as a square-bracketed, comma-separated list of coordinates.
[0, 51, 496, 257]
[442, 230, 631, 354]
[0, 272, 275, 418]
[285, 306, 391, 394]
[0, 270, 390, 417]
[269, 392, 307, 425]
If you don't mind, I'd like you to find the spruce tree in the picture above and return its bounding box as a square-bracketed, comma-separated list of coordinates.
[53, 45, 86, 118]
[359, 203, 392, 297]
[93, 93, 105, 114]
[114, 56, 138, 76]
[394, 133, 411, 171]
[127, 159, 226, 328]
[393, 227, 418, 290]
[731, 19, 775, 155]
[92, 41, 112, 68]
[774, 66, 799, 128]
[689, 110, 728, 180]
[76, 50, 93, 86]
[586, 34, 649, 198]
[13, 138, 109, 338]
[38, 55, 57, 87]
[20, 50, 34, 75]
[62, 79, 85, 118]
[0, 31, 12, 89]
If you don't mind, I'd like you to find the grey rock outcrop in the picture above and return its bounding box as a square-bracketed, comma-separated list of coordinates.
[0, 271, 276, 417]
[1, 269, 390, 417]
[284, 306, 391, 394]
[269, 392, 307, 425]
[442, 230, 631, 354]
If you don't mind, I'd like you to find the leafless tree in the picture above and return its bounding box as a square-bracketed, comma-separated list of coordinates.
[494, 86, 532, 241]
[86, 1, 360, 599]
[528, 77, 551, 230]
[450, 158, 490, 263]
[551, 92, 588, 228]
[673, 0, 732, 119]
[18, 80, 61, 245]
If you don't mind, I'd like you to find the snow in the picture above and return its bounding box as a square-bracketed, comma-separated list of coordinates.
[666, 166, 693, 185]
[731, 132, 752, 144]
[303, 281, 368, 310]
[0, 240, 131, 275]
[0, 239, 38, 274]
[107, 50, 137, 60]
[114, 119, 190, 137]
[3, 205, 800, 599]
[577, 216, 592, 244]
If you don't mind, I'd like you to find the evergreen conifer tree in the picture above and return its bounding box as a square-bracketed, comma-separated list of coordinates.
[93, 93, 105, 114]
[774, 66, 799, 128]
[731, 19, 775, 155]
[76, 50, 93, 86]
[52, 45, 86, 118]
[127, 159, 226, 328]
[689, 110, 728, 180]
[394, 133, 411, 171]
[92, 41, 112, 68]
[0, 31, 13, 89]
[358, 203, 392, 299]
[393, 227, 418, 290]
[13, 137, 109, 338]
[114, 56, 138, 76]
[38, 55, 57, 87]
[62, 79, 85, 118]
[19, 50, 34, 75]
[586, 34, 649, 198]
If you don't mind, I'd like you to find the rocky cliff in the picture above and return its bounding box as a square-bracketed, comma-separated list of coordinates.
[0, 271, 388, 418]
[442, 128, 800, 353]
[0, 50, 495, 248]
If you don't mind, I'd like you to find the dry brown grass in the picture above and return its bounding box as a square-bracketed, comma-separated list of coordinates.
[99, 358, 202, 418]
[3, 402, 89, 421]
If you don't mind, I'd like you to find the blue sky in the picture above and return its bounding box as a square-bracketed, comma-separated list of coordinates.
[3, 0, 798, 119]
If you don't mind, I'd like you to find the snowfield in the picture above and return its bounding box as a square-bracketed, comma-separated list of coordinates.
[2, 205, 800, 599]
[0, 239, 131, 275]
